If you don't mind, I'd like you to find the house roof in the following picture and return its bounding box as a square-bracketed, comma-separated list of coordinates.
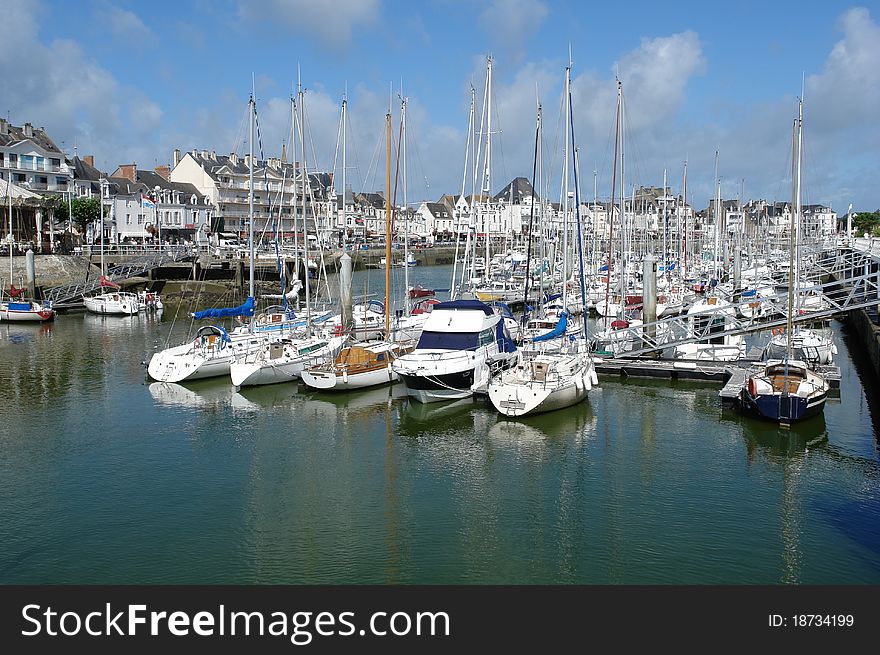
[0, 122, 63, 154]
[494, 177, 538, 203]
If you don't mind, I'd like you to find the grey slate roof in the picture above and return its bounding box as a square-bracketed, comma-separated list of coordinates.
[493, 177, 537, 203]
[0, 123, 63, 154]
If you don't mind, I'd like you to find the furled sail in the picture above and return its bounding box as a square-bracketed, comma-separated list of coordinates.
[191, 296, 254, 320]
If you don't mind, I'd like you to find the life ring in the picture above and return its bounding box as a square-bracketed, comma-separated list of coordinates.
[334, 324, 344, 336]
[747, 377, 757, 397]
[772, 327, 784, 336]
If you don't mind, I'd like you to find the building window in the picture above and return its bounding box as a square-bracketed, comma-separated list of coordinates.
[50, 158, 61, 168]
[137, 214, 144, 225]
[126, 214, 131, 225]
[20, 155, 33, 169]
[7, 153, 16, 167]
[175, 211, 181, 225]
[36, 156, 45, 171]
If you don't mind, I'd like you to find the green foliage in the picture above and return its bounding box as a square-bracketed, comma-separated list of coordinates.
[852, 210, 880, 236]
[69, 196, 103, 233]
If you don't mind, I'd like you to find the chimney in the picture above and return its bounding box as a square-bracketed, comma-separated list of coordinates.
[201, 149, 209, 159]
[211, 150, 216, 160]
[173, 148, 181, 167]
[154, 165, 171, 181]
[0, 118, 7, 135]
[84, 155, 94, 168]
[23, 122, 33, 138]
[229, 152, 238, 165]
[119, 163, 136, 182]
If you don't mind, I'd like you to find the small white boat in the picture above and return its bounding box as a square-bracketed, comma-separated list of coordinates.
[84, 291, 139, 315]
[488, 348, 596, 417]
[230, 333, 346, 387]
[0, 298, 55, 322]
[300, 341, 409, 391]
[148, 325, 269, 383]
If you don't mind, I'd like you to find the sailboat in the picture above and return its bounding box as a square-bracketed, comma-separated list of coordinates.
[83, 181, 138, 315]
[740, 98, 828, 425]
[229, 81, 345, 388]
[301, 95, 413, 391]
[488, 62, 597, 417]
[148, 92, 272, 382]
[1, 178, 55, 322]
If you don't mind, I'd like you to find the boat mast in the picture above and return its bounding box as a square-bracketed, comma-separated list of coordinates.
[7, 168, 12, 291]
[341, 92, 346, 257]
[713, 150, 720, 283]
[297, 74, 312, 336]
[248, 88, 256, 332]
[401, 93, 410, 304]
[483, 56, 493, 278]
[604, 79, 621, 330]
[568, 82, 589, 344]
[291, 93, 299, 305]
[452, 87, 475, 298]
[682, 159, 688, 279]
[521, 102, 540, 328]
[384, 98, 392, 341]
[561, 62, 571, 311]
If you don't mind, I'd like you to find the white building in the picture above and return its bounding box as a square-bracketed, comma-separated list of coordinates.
[0, 119, 72, 194]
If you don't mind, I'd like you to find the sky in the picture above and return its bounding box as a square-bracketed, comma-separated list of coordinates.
[2, 0, 878, 212]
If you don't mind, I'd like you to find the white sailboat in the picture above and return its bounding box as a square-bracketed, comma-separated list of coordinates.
[83, 180, 138, 315]
[1, 177, 55, 322]
[229, 78, 346, 388]
[741, 97, 828, 425]
[301, 96, 414, 392]
[488, 62, 597, 417]
[148, 91, 268, 382]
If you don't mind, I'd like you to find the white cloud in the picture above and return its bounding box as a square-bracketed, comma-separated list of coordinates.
[237, 0, 380, 46]
[806, 7, 880, 131]
[104, 4, 154, 44]
[0, 2, 123, 163]
[479, 0, 548, 63]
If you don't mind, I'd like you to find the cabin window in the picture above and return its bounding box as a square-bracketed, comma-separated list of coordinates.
[376, 353, 385, 361]
[478, 327, 496, 347]
[416, 331, 478, 351]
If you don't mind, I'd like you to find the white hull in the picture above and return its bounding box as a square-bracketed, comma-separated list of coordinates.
[300, 364, 397, 391]
[0, 302, 55, 322]
[148, 334, 266, 383]
[231, 335, 346, 387]
[84, 293, 138, 315]
[488, 354, 596, 417]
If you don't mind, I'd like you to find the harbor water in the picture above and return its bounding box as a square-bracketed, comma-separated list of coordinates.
[1, 265, 879, 584]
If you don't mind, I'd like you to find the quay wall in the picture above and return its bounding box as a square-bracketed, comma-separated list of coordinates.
[849, 309, 880, 378]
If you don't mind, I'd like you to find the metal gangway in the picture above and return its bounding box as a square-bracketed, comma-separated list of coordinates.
[596, 247, 880, 359]
[44, 247, 195, 307]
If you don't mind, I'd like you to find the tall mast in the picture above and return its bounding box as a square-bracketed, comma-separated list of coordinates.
[682, 159, 688, 278]
[7, 168, 12, 290]
[401, 94, 410, 302]
[713, 150, 720, 282]
[291, 93, 299, 301]
[452, 87, 475, 298]
[561, 62, 571, 310]
[248, 89, 255, 331]
[384, 102, 392, 340]
[298, 76, 311, 335]
[99, 177, 105, 277]
[522, 103, 540, 326]
[484, 56, 493, 275]
[604, 79, 621, 330]
[341, 93, 346, 249]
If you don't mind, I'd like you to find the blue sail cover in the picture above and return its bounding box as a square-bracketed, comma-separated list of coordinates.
[192, 296, 255, 320]
[532, 311, 568, 342]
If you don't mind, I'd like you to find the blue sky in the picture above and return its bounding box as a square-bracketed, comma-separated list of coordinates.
[3, 0, 878, 212]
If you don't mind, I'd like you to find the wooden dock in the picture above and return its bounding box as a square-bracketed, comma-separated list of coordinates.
[593, 356, 840, 409]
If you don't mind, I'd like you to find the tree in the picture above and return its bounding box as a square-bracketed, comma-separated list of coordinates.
[69, 196, 102, 234]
